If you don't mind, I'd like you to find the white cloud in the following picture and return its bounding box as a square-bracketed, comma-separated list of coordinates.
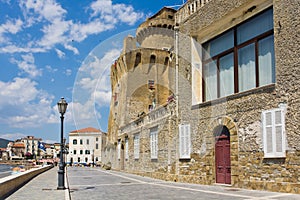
[21, 0, 66, 22]
[0, 78, 55, 128]
[10, 53, 42, 78]
[94, 90, 111, 105]
[1, 0, 144, 56]
[64, 44, 79, 55]
[69, 20, 114, 42]
[55, 48, 65, 59]
[65, 69, 72, 76]
[90, 0, 144, 25]
[45, 65, 58, 73]
[0, 18, 23, 43]
[0, 133, 27, 141]
[38, 19, 70, 48]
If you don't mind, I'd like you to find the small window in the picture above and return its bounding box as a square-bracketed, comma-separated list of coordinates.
[80, 150, 83, 155]
[125, 138, 129, 160]
[73, 139, 77, 145]
[87, 139, 89, 145]
[73, 150, 77, 155]
[80, 139, 83, 145]
[96, 137, 98, 142]
[96, 143, 99, 149]
[262, 107, 286, 158]
[85, 150, 90, 155]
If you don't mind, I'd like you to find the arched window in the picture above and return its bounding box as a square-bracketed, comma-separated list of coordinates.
[150, 55, 156, 65]
[73, 139, 77, 145]
[163, 57, 169, 73]
[134, 52, 141, 68]
[147, 55, 156, 74]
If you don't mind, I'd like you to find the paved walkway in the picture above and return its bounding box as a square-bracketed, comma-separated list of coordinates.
[4, 167, 300, 200]
[5, 166, 69, 200]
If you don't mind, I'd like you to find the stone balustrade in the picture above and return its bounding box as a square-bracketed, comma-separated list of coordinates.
[119, 104, 172, 135]
[176, 0, 212, 24]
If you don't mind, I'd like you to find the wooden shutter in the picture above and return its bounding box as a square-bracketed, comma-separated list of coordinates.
[179, 124, 191, 159]
[262, 108, 285, 158]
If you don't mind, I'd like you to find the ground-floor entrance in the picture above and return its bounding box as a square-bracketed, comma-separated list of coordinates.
[215, 125, 231, 184]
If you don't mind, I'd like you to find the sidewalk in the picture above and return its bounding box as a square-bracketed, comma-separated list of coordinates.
[5, 166, 68, 200]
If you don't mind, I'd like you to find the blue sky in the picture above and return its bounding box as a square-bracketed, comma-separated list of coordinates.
[0, 0, 185, 143]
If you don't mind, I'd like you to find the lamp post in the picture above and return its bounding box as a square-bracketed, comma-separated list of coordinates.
[57, 97, 68, 190]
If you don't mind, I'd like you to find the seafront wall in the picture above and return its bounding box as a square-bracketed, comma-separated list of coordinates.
[0, 165, 53, 199]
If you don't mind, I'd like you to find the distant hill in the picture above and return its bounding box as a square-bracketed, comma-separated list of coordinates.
[0, 138, 12, 148]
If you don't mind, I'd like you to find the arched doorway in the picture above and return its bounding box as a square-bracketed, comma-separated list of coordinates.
[214, 125, 231, 184]
[120, 142, 125, 170]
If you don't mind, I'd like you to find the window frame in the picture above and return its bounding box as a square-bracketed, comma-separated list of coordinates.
[201, 8, 274, 102]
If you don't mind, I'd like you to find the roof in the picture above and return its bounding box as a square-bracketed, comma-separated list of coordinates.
[12, 143, 25, 148]
[148, 7, 177, 20]
[70, 127, 101, 133]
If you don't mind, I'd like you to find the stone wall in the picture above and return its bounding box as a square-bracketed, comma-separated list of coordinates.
[105, 0, 300, 194]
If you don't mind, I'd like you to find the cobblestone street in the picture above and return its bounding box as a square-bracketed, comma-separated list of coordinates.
[67, 167, 300, 200]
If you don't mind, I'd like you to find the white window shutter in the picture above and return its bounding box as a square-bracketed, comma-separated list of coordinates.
[179, 124, 191, 159]
[262, 108, 286, 158]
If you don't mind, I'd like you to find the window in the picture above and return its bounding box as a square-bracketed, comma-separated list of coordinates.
[80, 150, 83, 155]
[150, 127, 158, 159]
[96, 137, 98, 142]
[179, 124, 191, 159]
[134, 134, 140, 159]
[85, 150, 90, 155]
[73, 150, 77, 155]
[200, 8, 274, 102]
[117, 140, 121, 160]
[73, 139, 77, 145]
[80, 139, 83, 145]
[87, 139, 89, 145]
[262, 107, 286, 158]
[125, 138, 129, 160]
[96, 143, 99, 149]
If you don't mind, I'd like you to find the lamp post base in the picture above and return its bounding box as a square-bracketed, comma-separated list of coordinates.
[57, 186, 66, 190]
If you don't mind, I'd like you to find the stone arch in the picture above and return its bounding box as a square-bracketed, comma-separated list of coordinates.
[208, 116, 238, 185]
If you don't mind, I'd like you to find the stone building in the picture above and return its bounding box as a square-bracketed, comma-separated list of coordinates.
[105, 0, 300, 194]
[67, 127, 106, 165]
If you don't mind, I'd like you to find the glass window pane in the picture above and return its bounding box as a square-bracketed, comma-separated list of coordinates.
[238, 44, 256, 92]
[237, 9, 273, 44]
[204, 61, 217, 101]
[203, 30, 234, 59]
[259, 35, 275, 86]
[220, 53, 234, 97]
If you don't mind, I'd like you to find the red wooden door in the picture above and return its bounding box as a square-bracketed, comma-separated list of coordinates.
[215, 134, 231, 184]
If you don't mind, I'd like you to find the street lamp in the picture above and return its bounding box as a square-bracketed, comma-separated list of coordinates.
[57, 97, 68, 190]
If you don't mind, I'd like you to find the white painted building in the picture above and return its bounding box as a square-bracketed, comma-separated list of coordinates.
[67, 127, 106, 165]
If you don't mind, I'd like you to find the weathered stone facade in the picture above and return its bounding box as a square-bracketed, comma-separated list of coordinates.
[104, 0, 300, 194]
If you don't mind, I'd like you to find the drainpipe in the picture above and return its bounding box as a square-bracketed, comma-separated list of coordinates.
[174, 25, 180, 177]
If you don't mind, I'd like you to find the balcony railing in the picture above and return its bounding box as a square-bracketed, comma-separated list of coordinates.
[119, 103, 173, 135]
[176, 0, 212, 24]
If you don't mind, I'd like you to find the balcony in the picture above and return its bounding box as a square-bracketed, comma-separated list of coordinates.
[119, 103, 174, 135]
